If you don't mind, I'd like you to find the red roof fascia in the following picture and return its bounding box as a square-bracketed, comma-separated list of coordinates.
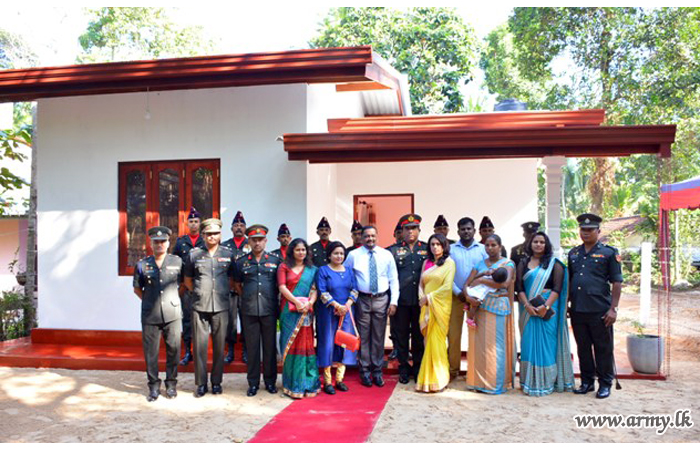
[327, 109, 606, 132]
[0, 46, 402, 102]
[284, 124, 676, 163]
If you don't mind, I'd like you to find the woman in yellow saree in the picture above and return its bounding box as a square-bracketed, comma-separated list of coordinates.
[416, 233, 456, 393]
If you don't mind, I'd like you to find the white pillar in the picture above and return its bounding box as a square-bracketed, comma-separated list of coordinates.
[640, 242, 652, 325]
[542, 156, 567, 257]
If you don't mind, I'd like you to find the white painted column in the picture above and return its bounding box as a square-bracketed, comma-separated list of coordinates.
[542, 156, 567, 257]
[640, 242, 652, 325]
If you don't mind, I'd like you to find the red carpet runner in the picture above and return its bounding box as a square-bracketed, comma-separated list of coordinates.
[249, 375, 398, 443]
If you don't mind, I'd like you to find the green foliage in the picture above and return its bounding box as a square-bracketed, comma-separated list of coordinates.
[0, 288, 34, 341]
[0, 126, 31, 215]
[0, 28, 37, 69]
[482, 7, 700, 234]
[78, 7, 213, 63]
[310, 7, 479, 115]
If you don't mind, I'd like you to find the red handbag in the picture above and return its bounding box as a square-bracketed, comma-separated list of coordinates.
[334, 307, 360, 352]
[288, 297, 312, 313]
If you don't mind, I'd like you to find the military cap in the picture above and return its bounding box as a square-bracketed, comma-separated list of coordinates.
[521, 221, 541, 232]
[351, 220, 363, 233]
[577, 213, 603, 229]
[201, 218, 223, 234]
[246, 224, 269, 238]
[317, 217, 331, 229]
[277, 223, 291, 236]
[479, 216, 495, 230]
[434, 215, 449, 228]
[187, 206, 201, 220]
[394, 220, 403, 232]
[232, 211, 246, 225]
[399, 213, 422, 228]
[148, 226, 172, 240]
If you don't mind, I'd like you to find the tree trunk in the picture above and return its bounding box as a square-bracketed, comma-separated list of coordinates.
[25, 107, 37, 326]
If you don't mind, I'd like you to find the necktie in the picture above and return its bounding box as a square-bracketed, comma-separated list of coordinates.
[369, 250, 378, 294]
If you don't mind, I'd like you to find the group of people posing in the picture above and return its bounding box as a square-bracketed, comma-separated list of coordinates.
[133, 208, 622, 402]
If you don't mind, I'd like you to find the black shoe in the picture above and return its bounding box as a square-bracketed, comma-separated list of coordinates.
[179, 350, 193, 366]
[374, 374, 385, 387]
[574, 383, 595, 394]
[324, 384, 336, 395]
[147, 387, 160, 402]
[247, 385, 259, 397]
[165, 387, 177, 399]
[224, 348, 234, 364]
[194, 385, 208, 398]
[242, 349, 248, 364]
[388, 349, 398, 360]
[212, 384, 223, 395]
[596, 386, 611, 399]
[265, 383, 278, 394]
[399, 373, 410, 384]
[360, 375, 373, 387]
[336, 381, 349, 392]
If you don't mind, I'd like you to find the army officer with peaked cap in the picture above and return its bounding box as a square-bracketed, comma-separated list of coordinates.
[568, 213, 623, 399]
[183, 218, 235, 398]
[133, 226, 183, 402]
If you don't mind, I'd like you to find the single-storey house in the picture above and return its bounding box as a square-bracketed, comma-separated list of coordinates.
[0, 46, 676, 333]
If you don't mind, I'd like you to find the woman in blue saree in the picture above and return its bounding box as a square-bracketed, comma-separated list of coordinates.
[277, 238, 321, 399]
[515, 231, 574, 396]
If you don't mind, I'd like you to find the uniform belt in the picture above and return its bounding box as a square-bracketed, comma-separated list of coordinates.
[359, 291, 388, 299]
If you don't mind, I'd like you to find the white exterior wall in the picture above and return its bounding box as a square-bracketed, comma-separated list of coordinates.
[37, 85, 308, 330]
[334, 159, 539, 249]
[304, 84, 363, 241]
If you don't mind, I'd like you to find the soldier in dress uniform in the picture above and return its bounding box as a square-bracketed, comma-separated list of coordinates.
[389, 214, 429, 384]
[347, 220, 364, 253]
[386, 218, 404, 360]
[172, 207, 206, 366]
[479, 216, 507, 257]
[433, 215, 455, 245]
[310, 217, 332, 267]
[392, 220, 403, 245]
[233, 225, 282, 396]
[133, 226, 183, 401]
[183, 218, 235, 397]
[221, 211, 250, 364]
[569, 213, 623, 399]
[270, 223, 292, 260]
[510, 221, 541, 268]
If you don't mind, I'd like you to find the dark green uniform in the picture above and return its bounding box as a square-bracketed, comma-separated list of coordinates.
[133, 254, 183, 391]
[235, 252, 282, 387]
[310, 240, 330, 267]
[346, 244, 361, 253]
[221, 237, 250, 350]
[172, 234, 205, 355]
[510, 242, 527, 269]
[184, 246, 235, 387]
[568, 241, 623, 388]
[270, 247, 287, 260]
[389, 240, 429, 379]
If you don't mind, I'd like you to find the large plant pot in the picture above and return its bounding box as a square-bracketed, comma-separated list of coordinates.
[626, 334, 664, 374]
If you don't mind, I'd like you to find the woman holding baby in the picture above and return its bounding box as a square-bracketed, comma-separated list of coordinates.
[515, 231, 574, 396]
[464, 234, 516, 394]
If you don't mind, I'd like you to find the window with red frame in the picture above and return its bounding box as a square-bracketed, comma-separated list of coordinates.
[118, 159, 220, 275]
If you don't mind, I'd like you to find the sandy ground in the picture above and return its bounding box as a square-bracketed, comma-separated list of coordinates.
[370, 290, 700, 443]
[1, 290, 698, 443]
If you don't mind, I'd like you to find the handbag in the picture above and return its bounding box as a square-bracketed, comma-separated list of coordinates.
[529, 294, 554, 320]
[334, 307, 360, 352]
[288, 296, 312, 313]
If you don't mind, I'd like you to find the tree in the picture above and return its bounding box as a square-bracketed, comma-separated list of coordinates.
[78, 7, 213, 63]
[482, 7, 700, 220]
[310, 7, 479, 115]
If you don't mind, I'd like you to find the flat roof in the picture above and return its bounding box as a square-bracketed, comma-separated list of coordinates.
[0, 46, 403, 104]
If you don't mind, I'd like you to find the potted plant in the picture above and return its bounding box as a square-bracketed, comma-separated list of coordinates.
[626, 320, 664, 374]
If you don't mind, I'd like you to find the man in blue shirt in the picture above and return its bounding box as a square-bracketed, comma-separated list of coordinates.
[345, 226, 399, 388]
[448, 217, 487, 379]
